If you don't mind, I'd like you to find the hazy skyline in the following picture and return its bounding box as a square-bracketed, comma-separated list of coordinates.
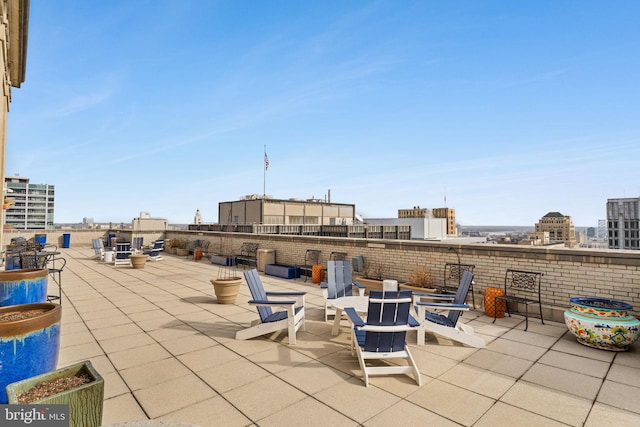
[6, 1, 640, 226]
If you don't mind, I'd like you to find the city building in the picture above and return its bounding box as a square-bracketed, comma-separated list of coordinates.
[132, 211, 168, 231]
[194, 209, 202, 225]
[521, 231, 550, 246]
[4, 175, 55, 229]
[433, 207, 457, 236]
[398, 206, 429, 218]
[219, 195, 355, 225]
[607, 197, 640, 250]
[534, 212, 576, 246]
[398, 206, 457, 236]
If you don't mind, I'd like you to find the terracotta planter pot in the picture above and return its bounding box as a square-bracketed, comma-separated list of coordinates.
[0, 302, 61, 403]
[0, 268, 49, 307]
[6, 360, 104, 427]
[129, 254, 148, 269]
[210, 277, 243, 304]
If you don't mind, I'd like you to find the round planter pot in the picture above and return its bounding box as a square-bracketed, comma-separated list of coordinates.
[0, 302, 62, 403]
[564, 297, 640, 351]
[130, 254, 148, 269]
[176, 248, 189, 256]
[210, 277, 243, 304]
[0, 268, 49, 307]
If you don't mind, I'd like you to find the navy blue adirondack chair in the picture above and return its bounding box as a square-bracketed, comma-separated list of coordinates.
[236, 269, 306, 345]
[345, 290, 422, 387]
[413, 270, 485, 348]
[143, 239, 164, 262]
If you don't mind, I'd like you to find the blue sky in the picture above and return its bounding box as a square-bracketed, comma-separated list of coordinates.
[6, 1, 640, 226]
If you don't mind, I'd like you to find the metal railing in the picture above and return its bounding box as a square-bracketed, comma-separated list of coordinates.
[187, 223, 411, 240]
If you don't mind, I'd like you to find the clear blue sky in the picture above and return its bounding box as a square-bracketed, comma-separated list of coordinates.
[6, 1, 640, 226]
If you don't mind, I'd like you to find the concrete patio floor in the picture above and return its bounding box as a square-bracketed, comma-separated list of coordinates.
[53, 247, 640, 426]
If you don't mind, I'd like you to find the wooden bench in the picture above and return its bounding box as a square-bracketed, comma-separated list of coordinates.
[236, 242, 259, 268]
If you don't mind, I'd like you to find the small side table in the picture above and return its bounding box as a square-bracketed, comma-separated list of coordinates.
[484, 287, 506, 318]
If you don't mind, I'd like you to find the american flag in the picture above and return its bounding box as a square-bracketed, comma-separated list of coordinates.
[264, 152, 269, 171]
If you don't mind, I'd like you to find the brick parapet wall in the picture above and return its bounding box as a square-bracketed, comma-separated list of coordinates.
[8, 229, 636, 322]
[166, 230, 640, 320]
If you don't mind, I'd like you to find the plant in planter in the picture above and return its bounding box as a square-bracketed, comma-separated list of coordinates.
[354, 258, 389, 291]
[210, 218, 243, 304]
[172, 238, 190, 256]
[400, 266, 436, 292]
[6, 360, 104, 427]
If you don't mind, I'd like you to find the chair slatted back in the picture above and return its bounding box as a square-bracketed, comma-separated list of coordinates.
[447, 271, 474, 325]
[132, 237, 144, 251]
[244, 269, 272, 322]
[92, 239, 104, 255]
[365, 290, 413, 352]
[115, 242, 131, 260]
[327, 260, 353, 299]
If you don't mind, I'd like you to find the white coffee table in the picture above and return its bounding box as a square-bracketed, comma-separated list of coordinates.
[331, 295, 369, 336]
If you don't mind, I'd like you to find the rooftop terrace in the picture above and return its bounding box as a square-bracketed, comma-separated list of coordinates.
[54, 247, 640, 426]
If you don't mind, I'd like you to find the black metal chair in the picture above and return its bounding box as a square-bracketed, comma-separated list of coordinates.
[329, 251, 347, 261]
[493, 269, 544, 331]
[298, 249, 320, 282]
[47, 256, 66, 304]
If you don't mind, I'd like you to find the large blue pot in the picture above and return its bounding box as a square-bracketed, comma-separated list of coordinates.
[0, 268, 49, 307]
[0, 302, 61, 403]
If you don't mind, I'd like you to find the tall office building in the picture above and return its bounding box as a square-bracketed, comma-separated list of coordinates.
[606, 197, 640, 250]
[534, 212, 576, 246]
[4, 176, 55, 229]
[432, 207, 457, 236]
[398, 206, 457, 236]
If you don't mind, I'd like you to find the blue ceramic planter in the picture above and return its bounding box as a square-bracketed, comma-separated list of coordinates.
[0, 302, 61, 403]
[0, 268, 49, 307]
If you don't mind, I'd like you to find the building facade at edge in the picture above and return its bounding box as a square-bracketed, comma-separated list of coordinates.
[534, 212, 576, 247]
[0, 1, 29, 243]
[607, 197, 640, 250]
[4, 176, 55, 229]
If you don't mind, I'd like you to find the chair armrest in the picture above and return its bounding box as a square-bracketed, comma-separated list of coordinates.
[416, 301, 470, 311]
[352, 281, 366, 297]
[344, 307, 365, 327]
[413, 292, 455, 300]
[408, 315, 420, 328]
[352, 281, 366, 289]
[266, 291, 306, 297]
[248, 299, 295, 306]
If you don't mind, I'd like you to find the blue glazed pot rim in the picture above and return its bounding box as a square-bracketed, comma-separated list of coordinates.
[570, 297, 632, 311]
